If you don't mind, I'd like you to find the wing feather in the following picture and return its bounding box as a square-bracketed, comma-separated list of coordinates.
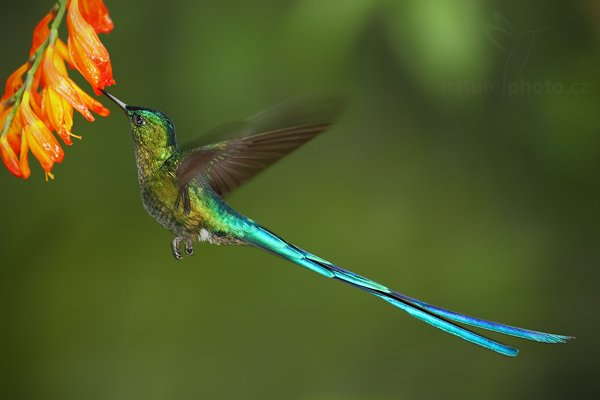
[175, 96, 344, 204]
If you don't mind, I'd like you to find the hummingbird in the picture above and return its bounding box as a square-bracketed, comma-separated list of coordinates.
[101, 90, 571, 357]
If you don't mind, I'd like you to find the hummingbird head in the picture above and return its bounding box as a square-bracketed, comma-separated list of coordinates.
[101, 90, 177, 151]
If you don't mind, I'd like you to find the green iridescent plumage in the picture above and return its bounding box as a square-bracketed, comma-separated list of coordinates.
[102, 91, 572, 357]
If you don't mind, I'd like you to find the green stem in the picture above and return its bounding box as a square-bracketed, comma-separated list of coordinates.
[0, 0, 68, 137]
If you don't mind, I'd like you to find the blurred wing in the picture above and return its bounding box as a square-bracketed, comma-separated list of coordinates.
[176, 96, 345, 200]
[178, 123, 332, 198]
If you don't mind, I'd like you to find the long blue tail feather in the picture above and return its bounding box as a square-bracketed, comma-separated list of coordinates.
[247, 225, 571, 356]
[392, 293, 571, 344]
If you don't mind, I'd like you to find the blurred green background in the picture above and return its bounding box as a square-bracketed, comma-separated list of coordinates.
[1, 0, 599, 399]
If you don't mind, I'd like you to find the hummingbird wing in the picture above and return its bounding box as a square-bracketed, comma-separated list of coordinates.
[176, 96, 345, 205]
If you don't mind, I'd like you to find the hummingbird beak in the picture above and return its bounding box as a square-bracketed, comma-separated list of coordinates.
[100, 89, 128, 112]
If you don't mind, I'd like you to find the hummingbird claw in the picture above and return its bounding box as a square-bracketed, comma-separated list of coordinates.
[171, 236, 193, 259]
[185, 239, 194, 256]
[172, 237, 184, 259]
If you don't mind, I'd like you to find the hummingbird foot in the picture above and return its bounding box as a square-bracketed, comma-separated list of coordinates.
[171, 236, 194, 259]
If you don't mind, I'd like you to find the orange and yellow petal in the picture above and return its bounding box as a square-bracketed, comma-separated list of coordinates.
[4, 106, 23, 154]
[67, 0, 115, 94]
[0, 106, 9, 129]
[2, 63, 28, 100]
[20, 91, 64, 169]
[0, 134, 22, 178]
[18, 127, 31, 179]
[0, 107, 23, 177]
[30, 89, 45, 121]
[73, 83, 110, 117]
[56, 39, 72, 68]
[43, 44, 95, 121]
[30, 11, 54, 56]
[78, 0, 114, 34]
[68, 34, 115, 95]
[42, 87, 76, 145]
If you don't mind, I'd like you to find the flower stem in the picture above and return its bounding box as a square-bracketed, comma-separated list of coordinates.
[0, 0, 68, 137]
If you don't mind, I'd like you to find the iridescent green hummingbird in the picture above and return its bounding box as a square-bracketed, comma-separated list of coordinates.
[101, 90, 571, 357]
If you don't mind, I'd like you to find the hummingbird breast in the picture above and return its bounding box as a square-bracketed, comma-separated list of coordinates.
[140, 182, 189, 236]
[138, 167, 252, 245]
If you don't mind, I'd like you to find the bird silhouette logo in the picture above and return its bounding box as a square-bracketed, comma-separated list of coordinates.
[484, 12, 550, 93]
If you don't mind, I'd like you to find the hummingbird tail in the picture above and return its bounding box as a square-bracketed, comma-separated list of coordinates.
[246, 225, 572, 357]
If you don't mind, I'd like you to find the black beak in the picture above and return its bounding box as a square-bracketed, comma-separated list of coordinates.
[100, 89, 128, 112]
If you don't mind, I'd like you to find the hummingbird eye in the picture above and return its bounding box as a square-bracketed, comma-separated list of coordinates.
[132, 114, 145, 127]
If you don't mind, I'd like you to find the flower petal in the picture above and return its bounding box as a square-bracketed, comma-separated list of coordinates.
[2, 63, 28, 100]
[30, 11, 54, 56]
[56, 39, 73, 68]
[67, 0, 115, 94]
[0, 135, 23, 177]
[79, 0, 114, 34]
[73, 83, 110, 117]
[18, 120, 31, 179]
[43, 45, 95, 121]
[0, 107, 23, 178]
[5, 106, 23, 154]
[42, 87, 75, 145]
[21, 91, 64, 167]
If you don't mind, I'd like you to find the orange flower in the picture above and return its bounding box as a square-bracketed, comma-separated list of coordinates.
[42, 87, 75, 145]
[4, 107, 23, 155]
[30, 11, 55, 56]
[18, 123, 31, 179]
[1, 0, 115, 179]
[67, 0, 115, 94]
[0, 107, 22, 178]
[78, 0, 114, 34]
[56, 39, 70, 64]
[73, 82, 110, 117]
[0, 135, 21, 178]
[43, 44, 95, 122]
[20, 90, 64, 175]
[2, 63, 28, 101]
